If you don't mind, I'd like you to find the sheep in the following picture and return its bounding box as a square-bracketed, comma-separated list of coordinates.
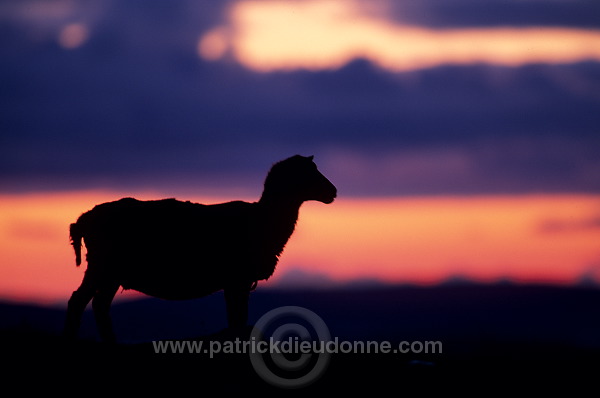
[63, 155, 337, 342]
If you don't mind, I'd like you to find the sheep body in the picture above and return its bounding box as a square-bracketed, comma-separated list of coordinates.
[72, 198, 281, 300]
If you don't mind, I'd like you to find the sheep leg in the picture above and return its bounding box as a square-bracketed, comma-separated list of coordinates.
[92, 283, 120, 343]
[224, 283, 252, 330]
[63, 272, 97, 340]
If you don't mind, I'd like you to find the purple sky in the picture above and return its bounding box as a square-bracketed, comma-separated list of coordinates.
[1, 0, 600, 197]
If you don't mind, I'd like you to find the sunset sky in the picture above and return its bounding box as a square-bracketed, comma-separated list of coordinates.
[1, 0, 600, 305]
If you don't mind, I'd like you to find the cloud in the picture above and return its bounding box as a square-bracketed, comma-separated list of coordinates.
[578, 263, 600, 286]
[383, 0, 600, 30]
[268, 267, 335, 289]
[1, 0, 599, 196]
[538, 217, 600, 234]
[201, 0, 600, 72]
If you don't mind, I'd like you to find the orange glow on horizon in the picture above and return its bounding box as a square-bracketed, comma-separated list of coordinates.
[277, 196, 600, 286]
[1, 191, 599, 305]
[199, 0, 600, 72]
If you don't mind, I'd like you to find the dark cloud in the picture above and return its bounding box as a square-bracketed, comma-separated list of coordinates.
[1, 0, 600, 196]
[384, 0, 600, 29]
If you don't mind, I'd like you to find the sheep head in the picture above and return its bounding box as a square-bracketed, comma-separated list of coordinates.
[262, 155, 337, 204]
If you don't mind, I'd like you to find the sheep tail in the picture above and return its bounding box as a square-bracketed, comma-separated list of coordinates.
[69, 222, 83, 266]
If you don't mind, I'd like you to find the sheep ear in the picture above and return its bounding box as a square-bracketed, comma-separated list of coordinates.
[307, 155, 314, 161]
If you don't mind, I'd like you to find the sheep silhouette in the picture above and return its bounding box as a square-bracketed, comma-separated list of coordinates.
[63, 155, 337, 342]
